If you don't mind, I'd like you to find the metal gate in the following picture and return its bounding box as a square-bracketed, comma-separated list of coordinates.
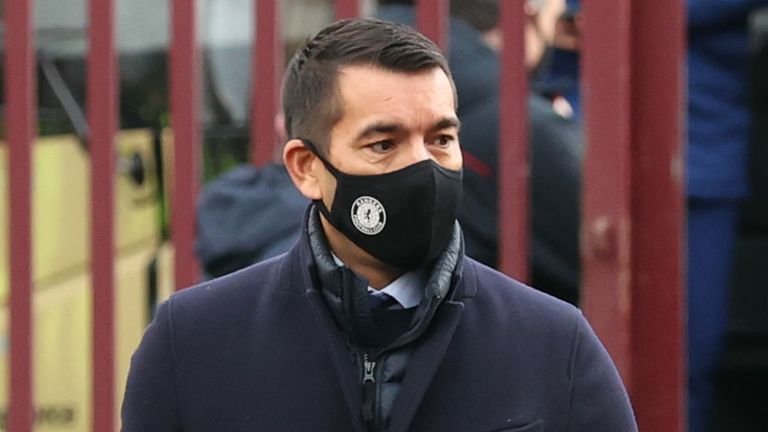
[2, 0, 684, 430]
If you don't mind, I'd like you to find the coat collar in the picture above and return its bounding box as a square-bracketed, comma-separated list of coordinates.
[283, 204, 474, 298]
[290, 204, 468, 352]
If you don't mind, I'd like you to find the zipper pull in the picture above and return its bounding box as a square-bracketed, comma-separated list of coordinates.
[363, 353, 376, 383]
[361, 352, 377, 424]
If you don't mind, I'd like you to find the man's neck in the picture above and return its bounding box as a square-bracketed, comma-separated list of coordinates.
[320, 216, 404, 289]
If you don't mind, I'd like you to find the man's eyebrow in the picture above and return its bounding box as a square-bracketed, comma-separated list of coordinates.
[355, 122, 404, 141]
[354, 117, 461, 141]
[433, 117, 461, 132]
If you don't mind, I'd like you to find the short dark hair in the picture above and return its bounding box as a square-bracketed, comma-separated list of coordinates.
[282, 18, 455, 156]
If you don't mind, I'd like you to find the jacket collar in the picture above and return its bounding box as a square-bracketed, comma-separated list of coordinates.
[287, 204, 467, 351]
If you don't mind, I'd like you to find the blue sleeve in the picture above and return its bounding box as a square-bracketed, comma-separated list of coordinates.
[121, 300, 182, 431]
[688, 0, 768, 29]
[566, 313, 638, 431]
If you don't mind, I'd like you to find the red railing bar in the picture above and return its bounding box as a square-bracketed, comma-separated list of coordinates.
[171, 0, 201, 289]
[416, 0, 448, 50]
[251, 0, 282, 166]
[5, 0, 36, 429]
[88, 0, 117, 428]
[582, 0, 685, 429]
[497, 0, 530, 281]
[581, 0, 634, 384]
[629, 0, 685, 429]
[335, 0, 360, 20]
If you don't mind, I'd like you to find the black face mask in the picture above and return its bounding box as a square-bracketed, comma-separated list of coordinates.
[302, 139, 463, 270]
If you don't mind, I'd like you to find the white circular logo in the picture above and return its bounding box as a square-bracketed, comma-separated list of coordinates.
[351, 196, 386, 235]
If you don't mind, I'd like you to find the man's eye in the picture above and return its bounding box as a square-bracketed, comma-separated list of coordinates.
[432, 135, 456, 147]
[368, 140, 395, 153]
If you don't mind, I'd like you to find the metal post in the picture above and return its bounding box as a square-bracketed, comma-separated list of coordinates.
[628, 0, 686, 429]
[335, 0, 360, 20]
[251, 0, 282, 167]
[416, 0, 448, 50]
[171, 0, 202, 289]
[5, 0, 36, 429]
[498, 0, 530, 281]
[581, 0, 634, 383]
[582, 0, 685, 430]
[88, 0, 117, 428]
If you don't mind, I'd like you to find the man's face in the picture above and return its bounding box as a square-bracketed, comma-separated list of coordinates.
[315, 65, 462, 211]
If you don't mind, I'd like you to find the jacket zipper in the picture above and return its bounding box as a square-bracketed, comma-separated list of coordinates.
[361, 352, 378, 429]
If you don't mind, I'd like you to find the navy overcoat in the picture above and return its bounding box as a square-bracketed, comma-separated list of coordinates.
[122, 226, 637, 431]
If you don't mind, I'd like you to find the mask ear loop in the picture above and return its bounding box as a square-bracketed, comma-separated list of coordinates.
[299, 138, 340, 223]
[299, 138, 342, 177]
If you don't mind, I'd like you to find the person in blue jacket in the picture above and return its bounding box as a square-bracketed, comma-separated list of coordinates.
[686, 2, 768, 431]
[122, 18, 636, 431]
[533, 0, 582, 119]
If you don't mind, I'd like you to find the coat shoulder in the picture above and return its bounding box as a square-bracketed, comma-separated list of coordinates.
[457, 258, 637, 431]
[463, 257, 581, 324]
[165, 252, 293, 326]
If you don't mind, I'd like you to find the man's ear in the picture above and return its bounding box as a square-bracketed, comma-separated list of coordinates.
[283, 139, 323, 200]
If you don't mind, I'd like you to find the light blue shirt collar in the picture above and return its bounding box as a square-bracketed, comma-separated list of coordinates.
[331, 254, 425, 309]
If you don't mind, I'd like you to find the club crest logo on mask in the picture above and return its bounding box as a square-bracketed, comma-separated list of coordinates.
[350, 196, 386, 235]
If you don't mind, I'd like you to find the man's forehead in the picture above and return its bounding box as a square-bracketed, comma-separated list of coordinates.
[334, 64, 457, 110]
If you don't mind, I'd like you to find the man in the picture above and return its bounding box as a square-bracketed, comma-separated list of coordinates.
[122, 18, 636, 431]
[378, 0, 583, 305]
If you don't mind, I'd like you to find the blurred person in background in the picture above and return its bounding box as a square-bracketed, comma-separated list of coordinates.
[509, 2, 768, 428]
[378, 0, 583, 305]
[195, 113, 307, 279]
[532, 0, 582, 119]
[686, 1, 768, 431]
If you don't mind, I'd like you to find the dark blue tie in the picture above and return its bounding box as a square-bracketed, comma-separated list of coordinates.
[367, 291, 398, 310]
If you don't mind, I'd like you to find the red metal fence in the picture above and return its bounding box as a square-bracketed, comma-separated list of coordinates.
[581, 1, 685, 429]
[170, 0, 202, 292]
[88, 0, 118, 429]
[5, 1, 35, 430]
[2, 0, 684, 430]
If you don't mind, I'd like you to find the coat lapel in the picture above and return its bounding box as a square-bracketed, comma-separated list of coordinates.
[388, 301, 465, 432]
